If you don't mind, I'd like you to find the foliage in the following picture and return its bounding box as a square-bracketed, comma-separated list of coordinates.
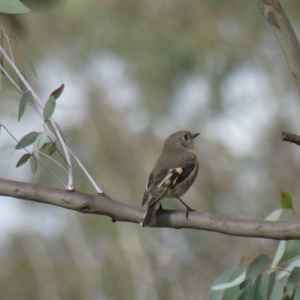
[210, 195, 300, 300]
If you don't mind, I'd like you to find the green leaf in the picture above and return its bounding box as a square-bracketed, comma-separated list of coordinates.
[254, 272, 269, 300]
[16, 39, 37, 78]
[287, 267, 300, 297]
[0, 0, 29, 14]
[50, 84, 65, 100]
[279, 191, 293, 210]
[0, 144, 15, 160]
[18, 75, 27, 92]
[269, 281, 284, 300]
[39, 142, 56, 159]
[16, 131, 40, 149]
[271, 241, 287, 269]
[209, 266, 237, 300]
[43, 96, 56, 120]
[16, 153, 31, 167]
[212, 266, 247, 290]
[18, 90, 29, 121]
[265, 209, 283, 221]
[267, 272, 276, 299]
[242, 255, 270, 288]
[278, 258, 300, 280]
[238, 284, 255, 300]
[223, 285, 244, 300]
[281, 241, 300, 263]
[33, 132, 47, 150]
[293, 286, 300, 300]
[30, 156, 37, 174]
[45, 119, 57, 137]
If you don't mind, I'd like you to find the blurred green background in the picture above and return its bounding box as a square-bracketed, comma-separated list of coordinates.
[1, 0, 300, 299]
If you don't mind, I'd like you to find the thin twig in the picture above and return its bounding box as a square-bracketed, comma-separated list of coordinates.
[282, 131, 300, 146]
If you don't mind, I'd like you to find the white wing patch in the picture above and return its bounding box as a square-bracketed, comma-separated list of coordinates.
[157, 168, 183, 187]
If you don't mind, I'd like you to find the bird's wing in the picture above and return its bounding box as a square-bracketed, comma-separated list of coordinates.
[142, 170, 154, 205]
[147, 157, 197, 207]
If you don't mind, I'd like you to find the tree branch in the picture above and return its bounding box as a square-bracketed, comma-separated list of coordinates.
[282, 131, 300, 146]
[1, 178, 300, 240]
[258, 0, 300, 96]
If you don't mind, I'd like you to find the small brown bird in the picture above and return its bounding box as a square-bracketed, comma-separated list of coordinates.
[140, 130, 200, 227]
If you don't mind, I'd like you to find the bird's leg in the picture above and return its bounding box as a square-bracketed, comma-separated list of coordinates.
[176, 197, 196, 220]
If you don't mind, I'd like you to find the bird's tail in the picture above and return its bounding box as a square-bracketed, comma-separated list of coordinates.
[140, 202, 160, 227]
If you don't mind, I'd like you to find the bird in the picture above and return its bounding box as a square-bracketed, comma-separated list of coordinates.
[140, 130, 200, 227]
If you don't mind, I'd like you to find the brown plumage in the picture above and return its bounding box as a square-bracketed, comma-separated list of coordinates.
[140, 130, 200, 227]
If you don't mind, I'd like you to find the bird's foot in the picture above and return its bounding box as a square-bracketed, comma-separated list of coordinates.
[185, 207, 196, 220]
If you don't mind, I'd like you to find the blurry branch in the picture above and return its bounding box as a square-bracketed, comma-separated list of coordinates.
[282, 131, 300, 146]
[258, 0, 300, 96]
[1, 178, 300, 240]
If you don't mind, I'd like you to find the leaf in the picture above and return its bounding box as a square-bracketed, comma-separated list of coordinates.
[33, 132, 47, 150]
[287, 267, 300, 297]
[16, 131, 40, 149]
[212, 265, 247, 290]
[223, 285, 244, 300]
[0, 144, 15, 160]
[18, 90, 30, 121]
[254, 272, 269, 300]
[0, 0, 29, 14]
[30, 155, 37, 174]
[279, 191, 293, 210]
[43, 96, 56, 120]
[281, 241, 300, 263]
[238, 284, 255, 300]
[293, 286, 300, 300]
[265, 209, 283, 221]
[50, 84, 65, 100]
[16, 153, 31, 167]
[45, 119, 57, 137]
[269, 281, 284, 300]
[242, 255, 270, 288]
[209, 266, 237, 300]
[277, 258, 300, 280]
[16, 38, 37, 78]
[39, 142, 56, 159]
[267, 272, 276, 299]
[18, 75, 27, 92]
[271, 241, 287, 270]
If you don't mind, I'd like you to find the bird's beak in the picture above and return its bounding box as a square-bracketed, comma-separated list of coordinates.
[192, 133, 200, 139]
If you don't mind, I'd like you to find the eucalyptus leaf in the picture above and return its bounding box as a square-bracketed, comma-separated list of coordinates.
[265, 209, 283, 221]
[269, 281, 284, 300]
[43, 96, 56, 120]
[34, 132, 47, 150]
[279, 191, 293, 210]
[16, 131, 40, 149]
[0, 0, 29, 14]
[209, 266, 237, 300]
[0, 144, 15, 160]
[280, 241, 300, 263]
[18, 91, 30, 121]
[271, 241, 286, 270]
[16, 39, 37, 78]
[30, 156, 37, 174]
[50, 84, 65, 100]
[286, 267, 300, 297]
[16, 153, 31, 167]
[39, 142, 56, 159]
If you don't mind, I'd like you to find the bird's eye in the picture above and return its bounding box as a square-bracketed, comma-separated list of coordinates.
[183, 134, 189, 140]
